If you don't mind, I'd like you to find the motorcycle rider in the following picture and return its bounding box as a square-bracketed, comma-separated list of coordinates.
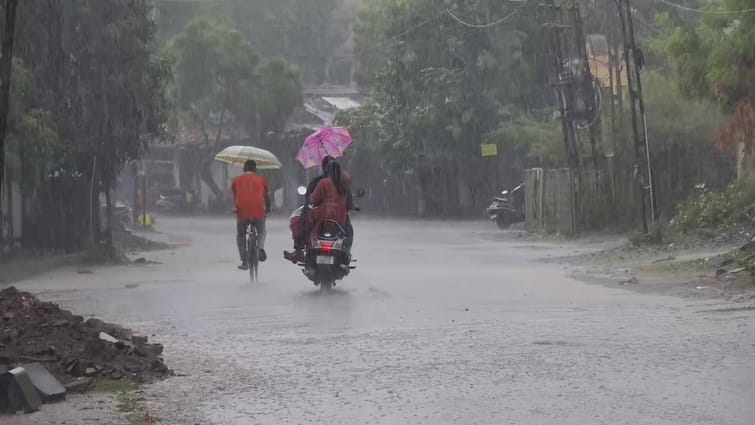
[284, 157, 354, 263]
[232, 160, 271, 270]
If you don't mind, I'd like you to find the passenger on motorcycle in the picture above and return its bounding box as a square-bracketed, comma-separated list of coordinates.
[284, 161, 351, 263]
[309, 160, 349, 229]
[285, 155, 353, 261]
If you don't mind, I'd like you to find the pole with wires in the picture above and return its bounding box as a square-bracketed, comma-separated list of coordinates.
[615, 0, 656, 232]
[569, 3, 602, 173]
[542, 0, 580, 172]
[542, 0, 582, 234]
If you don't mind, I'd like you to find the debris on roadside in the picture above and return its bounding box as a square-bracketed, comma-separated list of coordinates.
[64, 377, 94, 393]
[0, 366, 42, 413]
[0, 286, 171, 393]
[652, 255, 676, 264]
[22, 362, 67, 403]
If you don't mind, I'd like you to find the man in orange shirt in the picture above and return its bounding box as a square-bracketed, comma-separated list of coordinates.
[232, 160, 271, 270]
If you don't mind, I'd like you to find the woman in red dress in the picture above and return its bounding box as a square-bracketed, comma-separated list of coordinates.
[307, 161, 349, 235]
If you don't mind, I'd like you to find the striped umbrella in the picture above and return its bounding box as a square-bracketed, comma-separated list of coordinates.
[214, 145, 282, 169]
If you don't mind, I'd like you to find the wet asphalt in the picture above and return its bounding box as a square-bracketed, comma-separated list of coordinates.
[12, 217, 755, 425]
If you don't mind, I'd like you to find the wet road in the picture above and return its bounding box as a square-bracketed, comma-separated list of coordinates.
[15, 217, 755, 425]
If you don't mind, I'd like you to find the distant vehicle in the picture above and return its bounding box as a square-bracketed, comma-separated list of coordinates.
[155, 187, 197, 214]
[486, 183, 525, 229]
[101, 201, 133, 231]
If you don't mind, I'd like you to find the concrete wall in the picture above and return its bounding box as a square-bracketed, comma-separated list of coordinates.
[525, 168, 576, 236]
[525, 168, 615, 236]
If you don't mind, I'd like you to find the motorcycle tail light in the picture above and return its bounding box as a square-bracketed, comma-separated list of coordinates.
[320, 241, 334, 254]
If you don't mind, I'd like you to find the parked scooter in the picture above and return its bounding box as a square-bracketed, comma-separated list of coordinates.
[486, 183, 525, 229]
[155, 188, 197, 214]
[101, 200, 134, 231]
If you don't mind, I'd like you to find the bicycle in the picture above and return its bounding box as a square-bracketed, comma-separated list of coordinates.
[245, 222, 260, 283]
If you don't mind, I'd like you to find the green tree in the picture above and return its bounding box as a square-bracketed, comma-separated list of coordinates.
[642, 72, 723, 148]
[167, 19, 301, 199]
[220, 0, 344, 86]
[0, 0, 19, 211]
[5, 59, 57, 189]
[10, 0, 171, 252]
[155, 0, 349, 86]
[256, 58, 304, 134]
[662, 0, 755, 172]
[349, 0, 551, 216]
[68, 0, 171, 246]
[167, 19, 260, 198]
[663, 0, 755, 106]
[2, 58, 57, 246]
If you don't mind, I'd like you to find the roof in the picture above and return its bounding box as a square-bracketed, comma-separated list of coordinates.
[322, 97, 362, 111]
[171, 127, 250, 146]
[303, 84, 361, 97]
[285, 93, 363, 131]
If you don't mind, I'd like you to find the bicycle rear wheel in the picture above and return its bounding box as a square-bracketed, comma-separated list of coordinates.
[247, 235, 259, 283]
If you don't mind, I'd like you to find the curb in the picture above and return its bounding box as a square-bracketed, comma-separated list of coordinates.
[0, 253, 85, 285]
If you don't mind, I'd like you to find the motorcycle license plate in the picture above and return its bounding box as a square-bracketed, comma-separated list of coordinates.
[316, 255, 335, 265]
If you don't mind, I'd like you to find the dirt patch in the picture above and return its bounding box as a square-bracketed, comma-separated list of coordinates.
[557, 239, 755, 300]
[538, 225, 755, 299]
[0, 287, 171, 387]
[0, 231, 171, 284]
[0, 255, 85, 285]
[113, 230, 172, 255]
[2, 392, 127, 425]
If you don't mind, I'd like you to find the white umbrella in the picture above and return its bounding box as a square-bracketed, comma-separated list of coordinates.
[214, 145, 282, 169]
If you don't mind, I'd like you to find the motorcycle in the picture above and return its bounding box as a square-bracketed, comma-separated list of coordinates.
[294, 185, 365, 291]
[155, 188, 197, 214]
[486, 183, 525, 229]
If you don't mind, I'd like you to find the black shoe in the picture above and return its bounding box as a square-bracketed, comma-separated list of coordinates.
[238, 262, 249, 270]
[259, 249, 267, 262]
[283, 250, 295, 263]
[283, 250, 301, 264]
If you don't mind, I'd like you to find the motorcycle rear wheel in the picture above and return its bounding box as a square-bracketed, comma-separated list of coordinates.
[495, 212, 511, 230]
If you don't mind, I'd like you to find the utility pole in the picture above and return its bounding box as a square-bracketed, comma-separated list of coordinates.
[542, 0, 580, 172]
[616, 0, 656, 232]
[542, 0, 581, 234]
[543, 0, 607, 233]
[606, 6, 618, 153]
[569, 4, 602, 175]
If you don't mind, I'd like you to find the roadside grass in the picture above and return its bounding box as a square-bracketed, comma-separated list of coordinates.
[94, 378, 138, 393]
[94, 378, 155, 425]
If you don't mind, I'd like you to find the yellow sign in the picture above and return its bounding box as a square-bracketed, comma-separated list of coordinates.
[481, 143, 498, 157]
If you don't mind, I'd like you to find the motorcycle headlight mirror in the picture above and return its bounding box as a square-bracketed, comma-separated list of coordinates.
[297, 186, 307, 196]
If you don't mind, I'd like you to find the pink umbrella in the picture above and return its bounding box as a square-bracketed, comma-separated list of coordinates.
[296, 127, 353, 169]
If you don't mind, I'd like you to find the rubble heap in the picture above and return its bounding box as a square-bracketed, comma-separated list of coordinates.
[0, 287, 170, 388]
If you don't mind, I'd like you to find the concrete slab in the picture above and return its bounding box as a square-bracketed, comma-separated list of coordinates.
[21, 363, 66, 403]
[0, 367, 42, 414]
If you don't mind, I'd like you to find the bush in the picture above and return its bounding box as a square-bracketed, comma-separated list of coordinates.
[629, 222, 666, 246]
[737, 256, 755, 284]
[671, 177, 755, 234]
